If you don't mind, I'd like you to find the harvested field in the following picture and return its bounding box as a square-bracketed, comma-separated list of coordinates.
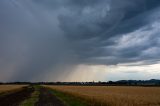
[0, 85, 27, 93]
[46, 86, 160, 106]
[0, 86, 34, 106]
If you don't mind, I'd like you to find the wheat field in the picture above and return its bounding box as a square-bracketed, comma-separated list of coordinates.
[46, 85, 160, 106]
[0, 85, 27, 93]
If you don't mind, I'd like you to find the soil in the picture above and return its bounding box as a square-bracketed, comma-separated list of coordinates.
[35, 87, 66, 106]
[0, 86, 66, 106]
[0, 86, 34, 106]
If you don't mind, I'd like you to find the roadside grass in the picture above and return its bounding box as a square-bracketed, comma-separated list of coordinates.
[47, 88, 88, 106]
[20, 85, 40, 106]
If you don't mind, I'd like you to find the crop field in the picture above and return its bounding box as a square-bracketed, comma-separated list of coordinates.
[46, 86, 160, 106]
[0, 85, 27, 93]
[0, 85, 160, 106]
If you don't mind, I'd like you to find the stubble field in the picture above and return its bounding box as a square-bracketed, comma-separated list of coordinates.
[46, 85, 160, 106]
[0, 85, 27, 93]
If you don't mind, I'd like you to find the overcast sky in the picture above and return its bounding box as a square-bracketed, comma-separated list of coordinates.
[0, 0, 160, 82]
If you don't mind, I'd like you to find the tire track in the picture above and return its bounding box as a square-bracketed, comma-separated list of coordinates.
[35, 87, 66, 106]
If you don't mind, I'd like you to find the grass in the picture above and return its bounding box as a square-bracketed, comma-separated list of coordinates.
[20, 85, 40, 106]
[47, 87, 88, 106]
[46, 85, 160, 106]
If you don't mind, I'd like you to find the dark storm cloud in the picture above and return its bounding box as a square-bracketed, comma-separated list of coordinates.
[0, 0, 160, 81]
[56, 0, 160, 64]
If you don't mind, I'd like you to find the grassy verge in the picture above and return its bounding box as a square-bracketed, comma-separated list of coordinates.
[47, 88, 88, 106]
[20, 86, 40, 106]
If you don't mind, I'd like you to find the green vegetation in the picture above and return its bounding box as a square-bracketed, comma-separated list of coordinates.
[20, 86, 40, 106]
[48, 88, 88, 106]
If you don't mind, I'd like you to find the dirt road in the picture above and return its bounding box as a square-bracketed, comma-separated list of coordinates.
[36, 87, 66, 106]
[0, 86, 66, 106]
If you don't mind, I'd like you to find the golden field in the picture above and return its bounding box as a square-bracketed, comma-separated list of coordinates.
[0, 85, 27, 93]
[46, 85, 160, 106]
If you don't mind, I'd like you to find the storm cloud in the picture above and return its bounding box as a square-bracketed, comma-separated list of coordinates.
[0, 0, 160, 81]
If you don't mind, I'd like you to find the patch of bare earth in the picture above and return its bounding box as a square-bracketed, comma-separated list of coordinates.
[0, 86, 34, 106]
[35, 87, 66, 106]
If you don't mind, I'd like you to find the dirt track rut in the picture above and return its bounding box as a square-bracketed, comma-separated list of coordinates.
[35, 87, 66, 106]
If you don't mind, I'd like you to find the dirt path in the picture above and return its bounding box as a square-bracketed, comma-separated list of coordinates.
[0, 86, 34, 106]
[35, 87, 66, 106]
[0, 86, 66, 106]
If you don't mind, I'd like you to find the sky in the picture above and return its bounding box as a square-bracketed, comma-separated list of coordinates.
[0, 0, 160, 82]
